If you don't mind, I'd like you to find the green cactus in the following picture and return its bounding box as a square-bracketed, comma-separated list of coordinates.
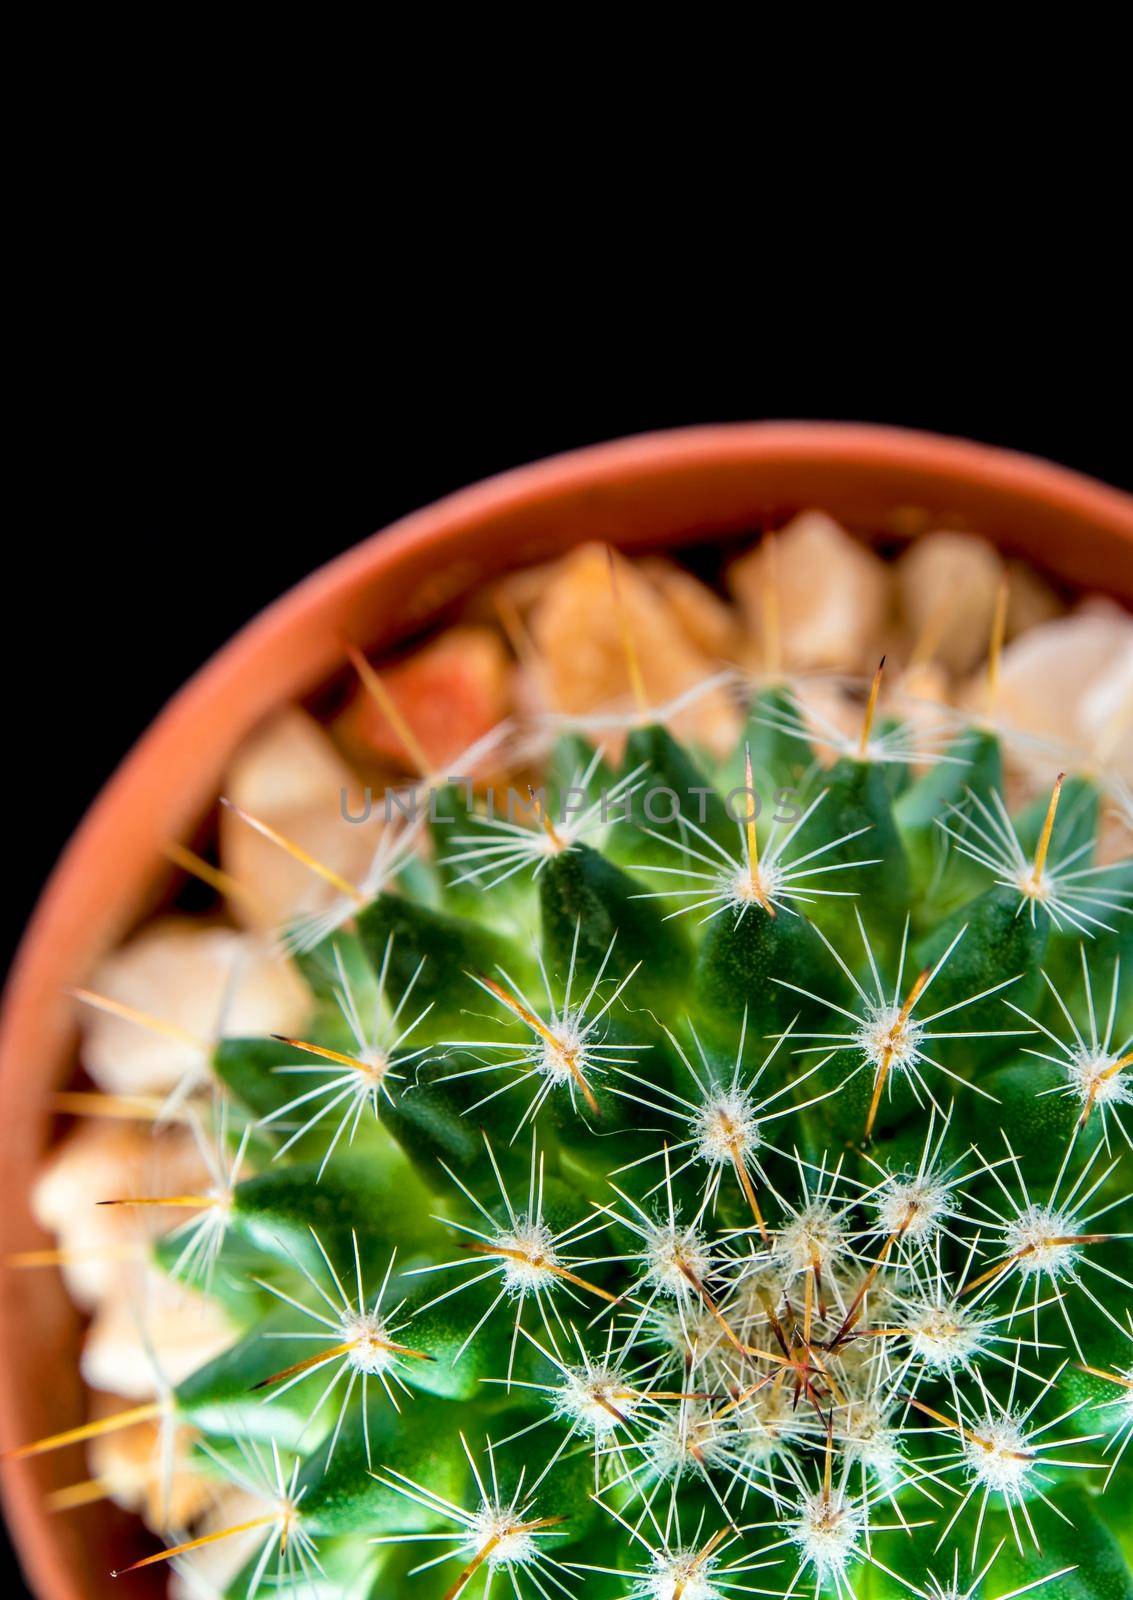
[30, 669, 1133, 1600]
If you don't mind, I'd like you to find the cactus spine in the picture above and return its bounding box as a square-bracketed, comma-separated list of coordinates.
[21, 652, 1133, 1600]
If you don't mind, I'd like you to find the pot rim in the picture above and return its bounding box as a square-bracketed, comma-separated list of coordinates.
[2, 421, 1131, 1598]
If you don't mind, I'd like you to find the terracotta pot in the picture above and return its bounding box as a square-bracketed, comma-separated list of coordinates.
[2, 423, 1131, 1598]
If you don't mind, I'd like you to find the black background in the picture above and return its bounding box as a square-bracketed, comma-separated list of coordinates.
[3, 351, 1132, 1592]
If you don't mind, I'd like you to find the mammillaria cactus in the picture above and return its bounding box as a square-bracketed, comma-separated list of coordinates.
[11, 553, 1133, 1600]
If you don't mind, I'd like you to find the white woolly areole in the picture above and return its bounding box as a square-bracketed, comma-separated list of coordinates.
[643, 1222, 715, 1297]
[648, 1302, 726, 1374]
[962, 1413, 1036, 1495]
[1065, 1049, 1132, 1111]
[738, 1383, 809, 1463]
[496, 1218, 561, 1296]
[693, 1089, 764, 1167]
[728, 861, 785, 909]
[854, 1003, 925, 1075]
[875, 1172, 952, 1240]
[1003, 1204, 1081, 1280]
[644, 1404, 731, 1480]
[789, 1489, 865, 1579]
[922, 1581, 968, 1600]
[538, 1018, 589, 1086]
[356, 1046, 392, 1083]
[901, 1298, 987, 1370]
[836, 1398, 902, 1482]
[1015, 862, 1052, 906]
[640, 1547, 723, 1600]
[553, 1364, 639, 1438]
[467, 1502, 541, 1568]
[340, 1309, 399, 1376]
[774, 1203, 848, 1280]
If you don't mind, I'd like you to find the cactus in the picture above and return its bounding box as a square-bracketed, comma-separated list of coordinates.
[17, 648, 1133, 1600]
